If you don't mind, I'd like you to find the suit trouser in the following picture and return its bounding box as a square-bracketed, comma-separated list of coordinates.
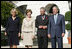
[51, 36, 63, 48]
[37, 36, 48, 48]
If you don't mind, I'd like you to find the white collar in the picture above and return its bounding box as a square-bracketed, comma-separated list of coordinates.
[54, 13, 58, 16]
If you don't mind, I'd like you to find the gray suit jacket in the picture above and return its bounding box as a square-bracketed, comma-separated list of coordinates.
[48, 14, 65, 38]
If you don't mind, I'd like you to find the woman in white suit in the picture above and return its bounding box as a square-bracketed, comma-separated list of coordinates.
[21, 9, 35, 48]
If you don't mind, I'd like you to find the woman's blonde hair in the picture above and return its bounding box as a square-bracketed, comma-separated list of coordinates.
[10, 8, 18, 15]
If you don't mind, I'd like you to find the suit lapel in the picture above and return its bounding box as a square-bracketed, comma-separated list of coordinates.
[40, 15, 43, 21]
[56, 14, 60, 24]
[52, 15, 55, 24]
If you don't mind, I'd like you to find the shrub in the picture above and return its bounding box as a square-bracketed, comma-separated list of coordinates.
[65, 11, 71, 21]
[65, 23, 71, 30]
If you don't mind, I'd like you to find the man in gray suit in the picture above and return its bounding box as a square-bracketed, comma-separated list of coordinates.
[48, 6, 65, 48]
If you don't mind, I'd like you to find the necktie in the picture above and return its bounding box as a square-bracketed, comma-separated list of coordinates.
[54, 15, 57, 24]
[42, 16, 45, 20]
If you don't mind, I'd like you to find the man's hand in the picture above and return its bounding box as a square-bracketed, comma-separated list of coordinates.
[62, 33, 65, 37]
[5, 32, 7, 36]
[39, 26, 43, 29]
[43, 26, 47, 29]
[48, 34, 51, 38]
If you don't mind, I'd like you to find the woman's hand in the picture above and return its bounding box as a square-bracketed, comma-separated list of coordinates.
[21, 35, 24, 39]
[18, 33, 21, 37]
[5, 32, 7, 36]
[32, 35, 35, 40]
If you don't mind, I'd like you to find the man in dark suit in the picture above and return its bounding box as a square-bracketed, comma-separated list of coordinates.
[35, 7, 49, 48]
[48, 6, 65, 48]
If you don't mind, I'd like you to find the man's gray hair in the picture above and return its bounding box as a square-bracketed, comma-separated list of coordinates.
[40, 7, 46, 11]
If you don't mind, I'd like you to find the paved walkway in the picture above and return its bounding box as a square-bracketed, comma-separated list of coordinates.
[1, 42, 71, 48]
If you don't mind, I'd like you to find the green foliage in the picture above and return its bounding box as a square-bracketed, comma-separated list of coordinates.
[1, 31, 8, 46]
[65, 11, 71, 30]
[65, 23, 71, 30]
[1, 1, 14, 27]
[65, 11, 71, 21]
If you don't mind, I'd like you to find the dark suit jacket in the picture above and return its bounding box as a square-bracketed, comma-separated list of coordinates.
[35, 14, 49, 36]
[5, 16, 21, 33]
[48, 14, 65, 38]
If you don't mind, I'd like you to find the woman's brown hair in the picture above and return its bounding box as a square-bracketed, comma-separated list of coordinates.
[26, 9, 32, 15]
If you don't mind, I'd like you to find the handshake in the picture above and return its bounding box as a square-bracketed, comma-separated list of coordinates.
[39, 25, 47, 29]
